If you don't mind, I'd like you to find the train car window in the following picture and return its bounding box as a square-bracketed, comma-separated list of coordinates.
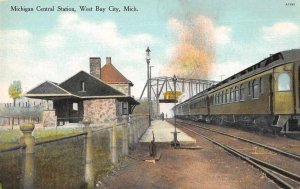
[230, 88, 235, 102]
[226, 89, 230, 103]
[240, 84, 246, 101]
[214, 94, 217, 105]
[220, 91, 223, 104]
[248, 82, 251, 96]
[278, 73, 291, 91]
[253, 79, 260, 98]
[235, 86, 239, 101]
[214, 95, 216, 105]
[259, 78, 263, 93]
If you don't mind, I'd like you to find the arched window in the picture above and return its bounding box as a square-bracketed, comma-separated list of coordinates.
[235, 86, 239, 101]
[252, 79, 259, 98]
[278, 73, 291, 91]
[240, 84, 246, 101]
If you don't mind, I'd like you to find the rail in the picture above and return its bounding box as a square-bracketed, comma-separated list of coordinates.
[179, 124, 300, 189]
[180, 121, 300, 161]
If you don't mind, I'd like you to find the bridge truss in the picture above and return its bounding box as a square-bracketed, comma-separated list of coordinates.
[139, 76, 219, 114]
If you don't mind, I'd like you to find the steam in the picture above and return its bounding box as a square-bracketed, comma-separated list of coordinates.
[163, 16, 216, 79]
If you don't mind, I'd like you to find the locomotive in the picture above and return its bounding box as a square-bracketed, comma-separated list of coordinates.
[174, 49, 300, 133]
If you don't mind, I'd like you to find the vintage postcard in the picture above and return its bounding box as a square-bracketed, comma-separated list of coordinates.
[0, 0, 300, 188]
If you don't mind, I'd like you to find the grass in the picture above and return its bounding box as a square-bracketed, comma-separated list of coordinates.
[0, 126, 128, 188]
[0, 128, 81, 150]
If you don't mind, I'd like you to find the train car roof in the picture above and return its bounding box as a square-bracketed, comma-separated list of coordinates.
[174, 48, 300, 108]
[208, 48, 300, 93]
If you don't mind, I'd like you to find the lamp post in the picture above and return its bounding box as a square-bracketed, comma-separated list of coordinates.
[150, 66, 154, 119]
[146, 47, 151, 127]
[171, 74, 180, 147]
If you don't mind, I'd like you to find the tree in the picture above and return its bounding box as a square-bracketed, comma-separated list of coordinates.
[8, 80, 22, 107]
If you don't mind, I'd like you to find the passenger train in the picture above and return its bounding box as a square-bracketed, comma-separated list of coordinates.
[174, 49, 300, 133]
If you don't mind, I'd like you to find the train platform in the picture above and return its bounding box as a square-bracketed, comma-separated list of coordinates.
[139, 120, 196, 144]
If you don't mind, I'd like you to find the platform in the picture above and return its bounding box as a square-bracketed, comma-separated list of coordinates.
[139, 120, 196, 144]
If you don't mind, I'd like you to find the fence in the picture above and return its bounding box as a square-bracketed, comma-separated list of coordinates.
[0, 115, 149, 189]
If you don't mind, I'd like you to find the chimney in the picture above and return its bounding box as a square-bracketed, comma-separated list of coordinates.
[90, 57, 101, 79]
[106, 57, 111, 64]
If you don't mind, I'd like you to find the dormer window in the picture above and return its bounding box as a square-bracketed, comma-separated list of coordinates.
[80, 81, 86, 92]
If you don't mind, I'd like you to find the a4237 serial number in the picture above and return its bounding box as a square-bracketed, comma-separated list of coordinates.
[285, 2, 295, 6]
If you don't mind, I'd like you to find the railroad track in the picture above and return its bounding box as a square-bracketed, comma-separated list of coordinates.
[175, 121, 300, 189]
[180, 121, 300, 161]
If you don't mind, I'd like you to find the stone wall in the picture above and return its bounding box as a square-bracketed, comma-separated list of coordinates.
[83, 99, 117, 124]
[110, 84, 130, 96]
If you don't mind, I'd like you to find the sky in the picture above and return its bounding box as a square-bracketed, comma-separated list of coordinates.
[1, 0, 300, 114]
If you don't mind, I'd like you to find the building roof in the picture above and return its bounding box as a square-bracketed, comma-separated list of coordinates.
[101, 63, 133, 86]
[25, 81, 73, 99]
[24, 71, 128, 100]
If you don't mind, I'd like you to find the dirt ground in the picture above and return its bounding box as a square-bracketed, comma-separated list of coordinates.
[99, 134, 279, 189]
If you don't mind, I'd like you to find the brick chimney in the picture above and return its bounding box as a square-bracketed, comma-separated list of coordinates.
[90, 57, 101, 79]
[106, 57, 111, 64]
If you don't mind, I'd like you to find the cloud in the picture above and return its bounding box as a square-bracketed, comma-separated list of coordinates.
[41, 34, 65, 49]
[0, 13, 159, 102]
[0, 30, 32, 55]
[215, 26, 232, 45]
[57, 13, 156, 49]
[262, 22, 300, 41]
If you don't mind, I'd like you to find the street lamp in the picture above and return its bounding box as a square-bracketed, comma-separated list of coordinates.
[171, 74, 180, 147]
[146, 47, 151, 127]
[150, 66, 154, 119]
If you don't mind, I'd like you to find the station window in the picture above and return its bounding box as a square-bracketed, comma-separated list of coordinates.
[252, 79, 260, 98]
[278, 73, 291, 91]
[240, 84, 246, 101]
[72, 103, 78, 111]
[121, 102, 128, 115]
[223, 91, 226, 104]
[235, 86, 239, 101]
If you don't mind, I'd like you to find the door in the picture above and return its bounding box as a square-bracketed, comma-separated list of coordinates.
[273, 64, 294, 114]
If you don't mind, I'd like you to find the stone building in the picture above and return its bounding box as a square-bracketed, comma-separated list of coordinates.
[24, 57, 138, 126]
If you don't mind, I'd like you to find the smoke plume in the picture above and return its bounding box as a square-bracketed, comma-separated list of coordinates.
[163, 16, 216, 79]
